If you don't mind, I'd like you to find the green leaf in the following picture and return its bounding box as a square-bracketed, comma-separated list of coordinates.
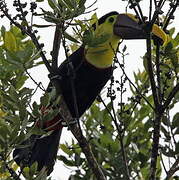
[90, 13, 98, 26]
[173, 33, 179, 46]
[1, 25, 6, 38]
[63, 0, 75, 9]
[4, 31, 17, 51]
[164, 42, 173, 55]
[22, 167, 30, 178]
[172, 113, 179, 127]
[30, 162, 38, 176]
[175, 143, 179, 155]
[34, 168, 47, 180]
[79, 0, 86, 7]
[44, 15, 62, 24]
[57, 155, 75, 166]
[48, 0, 57, 9]
[9, 85, 19, 102]
[60, 144, 73, 156]
[64, 32, 80, 43]
[100, 133, 112, 147]
[32, 101, 40, 117]
[6, 51, 23, 69]
[15, 75, 28, 90]
[169, 27, 175, 36]
[48, 0, 61, 13]
[110, 139, 120, 153]
[40, 93, 50, 107]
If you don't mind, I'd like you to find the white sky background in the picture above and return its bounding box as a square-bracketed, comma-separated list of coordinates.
[0, 0, 179, 180]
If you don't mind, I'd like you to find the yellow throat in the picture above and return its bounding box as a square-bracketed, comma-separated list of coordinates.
[85, 14, 120, 69]
[85, 36, 120, 68]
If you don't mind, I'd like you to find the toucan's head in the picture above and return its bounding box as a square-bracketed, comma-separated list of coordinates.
[86, 11, 168, 68]
[92, 11, 167, 44]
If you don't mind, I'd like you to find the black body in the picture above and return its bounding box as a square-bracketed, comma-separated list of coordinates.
[57, 47, 112, 117]
[13, 47, 112, 175]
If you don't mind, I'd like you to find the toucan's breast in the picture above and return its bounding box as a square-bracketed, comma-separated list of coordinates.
[56, 47, 112, 117]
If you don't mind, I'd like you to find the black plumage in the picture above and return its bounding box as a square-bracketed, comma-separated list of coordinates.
[13, 11, 166, 176]
[13, 46, 112, 175]
[57, 47, 112, 117]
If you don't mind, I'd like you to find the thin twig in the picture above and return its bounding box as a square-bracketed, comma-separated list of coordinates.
[163, 0, 178, 31]
[24, 68, 45, 92]
[16, 0, 51, 71]
[109, 43, 155, 110]
[98, 95, 130, 180]
[86, 0, 97, 9]
[155, 43, 162, 103]
[136, 1, 145, 23]
[116, 58, 155, 110]
[160, 151, 168, 175]
[146, 33, 160, 109]
[165, 157, 179, 180]
[150, 0, 164, 25]
[117, 75, 130, 180]
[149, 0, 152, 21]
[128, 0, 142, 22]
[59, 29, 106, 179]
[162, 83, 179, 111]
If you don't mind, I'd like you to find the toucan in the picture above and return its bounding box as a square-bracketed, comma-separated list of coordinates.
[13, 11, 168, 176]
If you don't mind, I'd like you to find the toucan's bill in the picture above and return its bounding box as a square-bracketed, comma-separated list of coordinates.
[114, 14, 168, 45]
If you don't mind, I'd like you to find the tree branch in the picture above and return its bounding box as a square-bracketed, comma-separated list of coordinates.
[145, 24, 161, 180]
[155, 43, 162, 103]
[57, 94, 106, 180]
[146, 34, 160, 109]
[163, 0, 178, 31]
[109, 73, 130, 180]
[149, 113, 162, 180]
[57, 34, 106, 179]
[162, 83, 179, 111]
[51, 23, 63, 69]
[165, 157, 179, 180]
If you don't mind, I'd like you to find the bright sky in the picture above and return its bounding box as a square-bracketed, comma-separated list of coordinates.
[0, 0, 178, 179]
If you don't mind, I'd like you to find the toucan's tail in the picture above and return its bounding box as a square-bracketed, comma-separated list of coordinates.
[13, 129, 62, 175]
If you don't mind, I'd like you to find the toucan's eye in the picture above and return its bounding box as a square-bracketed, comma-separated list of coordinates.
[108, 17, 114, 23]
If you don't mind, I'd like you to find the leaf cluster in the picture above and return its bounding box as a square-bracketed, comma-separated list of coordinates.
[0, 25, 48, 179]
[59, 27, 179, 180]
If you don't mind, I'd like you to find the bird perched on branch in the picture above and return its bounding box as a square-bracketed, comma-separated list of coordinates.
[13, 11, 168, 176]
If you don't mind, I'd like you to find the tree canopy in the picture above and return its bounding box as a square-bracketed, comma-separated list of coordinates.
[0, 0, 178, 180]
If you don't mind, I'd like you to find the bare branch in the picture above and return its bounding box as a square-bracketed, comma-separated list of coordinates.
[51, 23, 63, 69]
[24, 67, 45, 92]
[146, 33, 160, 109]
[162, 83, 179, 111]
[57, 94, 107, 180]
[165, 157, 179, 180]
[163, 0, 178, 31]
